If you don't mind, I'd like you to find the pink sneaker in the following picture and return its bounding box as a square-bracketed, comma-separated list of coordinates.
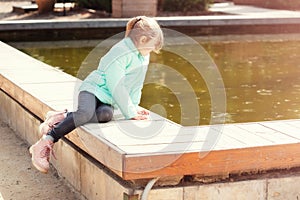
[29, 138, 56, 173]
[39, 109, 67, 136]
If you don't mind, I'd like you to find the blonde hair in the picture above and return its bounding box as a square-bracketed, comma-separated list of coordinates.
[125, 16, 164, 53]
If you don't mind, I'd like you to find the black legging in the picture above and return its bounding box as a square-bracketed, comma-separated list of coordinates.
[48, 91, 113, 143]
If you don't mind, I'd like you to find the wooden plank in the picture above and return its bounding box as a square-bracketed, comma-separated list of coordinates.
[236, 123, 300, 143]
[45, 99, 75, 112]
[285, 119, 300, 128]
[0, 74, 25, 103]
[86, 123, 212, 140]
[212, 124, 274, 147]
[119, 135, 244, 155]
[83, 120, 179, 142]
[85, 124, 245, 154]
[0, 68, 78, 84]
[119, 141, 207, 155]
[21, 82, 77, 102]
[87, 123, 181, 143]
[123, 143, 300, 180]
[261, 121, 300, 140]
[0, 44, 50, 70]
[0, 74, 46, 120]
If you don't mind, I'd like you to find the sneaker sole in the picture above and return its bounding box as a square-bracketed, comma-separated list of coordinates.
[29, 146, 48, 174]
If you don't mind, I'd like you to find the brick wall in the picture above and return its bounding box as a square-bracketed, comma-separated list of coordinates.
[112, 0, 157, 18]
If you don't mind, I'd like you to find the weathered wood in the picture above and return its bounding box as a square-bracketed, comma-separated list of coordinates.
[192, 173, 229, 183]
[123, 143, 300, 180]
[236, 123, 300, 143]
[261, 120, 300, 140]
[123, 193, 139, 200]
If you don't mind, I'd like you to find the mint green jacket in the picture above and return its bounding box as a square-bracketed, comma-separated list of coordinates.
[79, 37, 150, 119]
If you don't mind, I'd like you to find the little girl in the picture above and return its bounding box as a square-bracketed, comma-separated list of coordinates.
[29, 16, 164, 173]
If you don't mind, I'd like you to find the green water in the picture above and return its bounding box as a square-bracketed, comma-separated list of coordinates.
[12, 34, 300, 125]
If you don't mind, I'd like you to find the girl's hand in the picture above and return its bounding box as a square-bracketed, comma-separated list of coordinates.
[131, 115, 148, 120]
[137, 109, 150, 116]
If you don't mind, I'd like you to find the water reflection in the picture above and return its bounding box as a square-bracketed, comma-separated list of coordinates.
[11, 34, 300, 125]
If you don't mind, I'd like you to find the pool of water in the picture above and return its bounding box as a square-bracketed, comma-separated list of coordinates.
[10, 34, 300, 126]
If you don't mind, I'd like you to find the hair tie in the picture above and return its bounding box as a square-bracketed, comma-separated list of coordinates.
[133, 17, 142, 28]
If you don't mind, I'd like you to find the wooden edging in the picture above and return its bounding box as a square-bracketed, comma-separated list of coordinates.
[122, 143, 300, 180]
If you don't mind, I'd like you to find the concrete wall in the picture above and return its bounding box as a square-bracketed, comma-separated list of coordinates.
[1, 17, 300, 42]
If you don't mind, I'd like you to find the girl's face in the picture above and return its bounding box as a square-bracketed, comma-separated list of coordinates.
[136, 36, 158, 56]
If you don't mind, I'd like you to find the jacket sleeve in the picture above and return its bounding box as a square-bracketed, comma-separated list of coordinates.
[131, 55, 149, 107]
[131, 86, 143, 106]
[105, 58, 137, 119]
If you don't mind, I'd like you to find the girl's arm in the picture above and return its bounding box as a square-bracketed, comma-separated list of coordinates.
[105, 61, 138, 119]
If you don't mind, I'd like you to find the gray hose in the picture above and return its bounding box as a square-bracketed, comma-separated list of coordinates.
[140, 177, 160, 200]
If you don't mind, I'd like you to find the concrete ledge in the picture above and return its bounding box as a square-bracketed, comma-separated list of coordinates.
[1, 16, 300, 31]
[1, 15, 300, 41]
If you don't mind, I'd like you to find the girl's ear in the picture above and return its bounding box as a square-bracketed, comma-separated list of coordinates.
[139, 36, 148, 44]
